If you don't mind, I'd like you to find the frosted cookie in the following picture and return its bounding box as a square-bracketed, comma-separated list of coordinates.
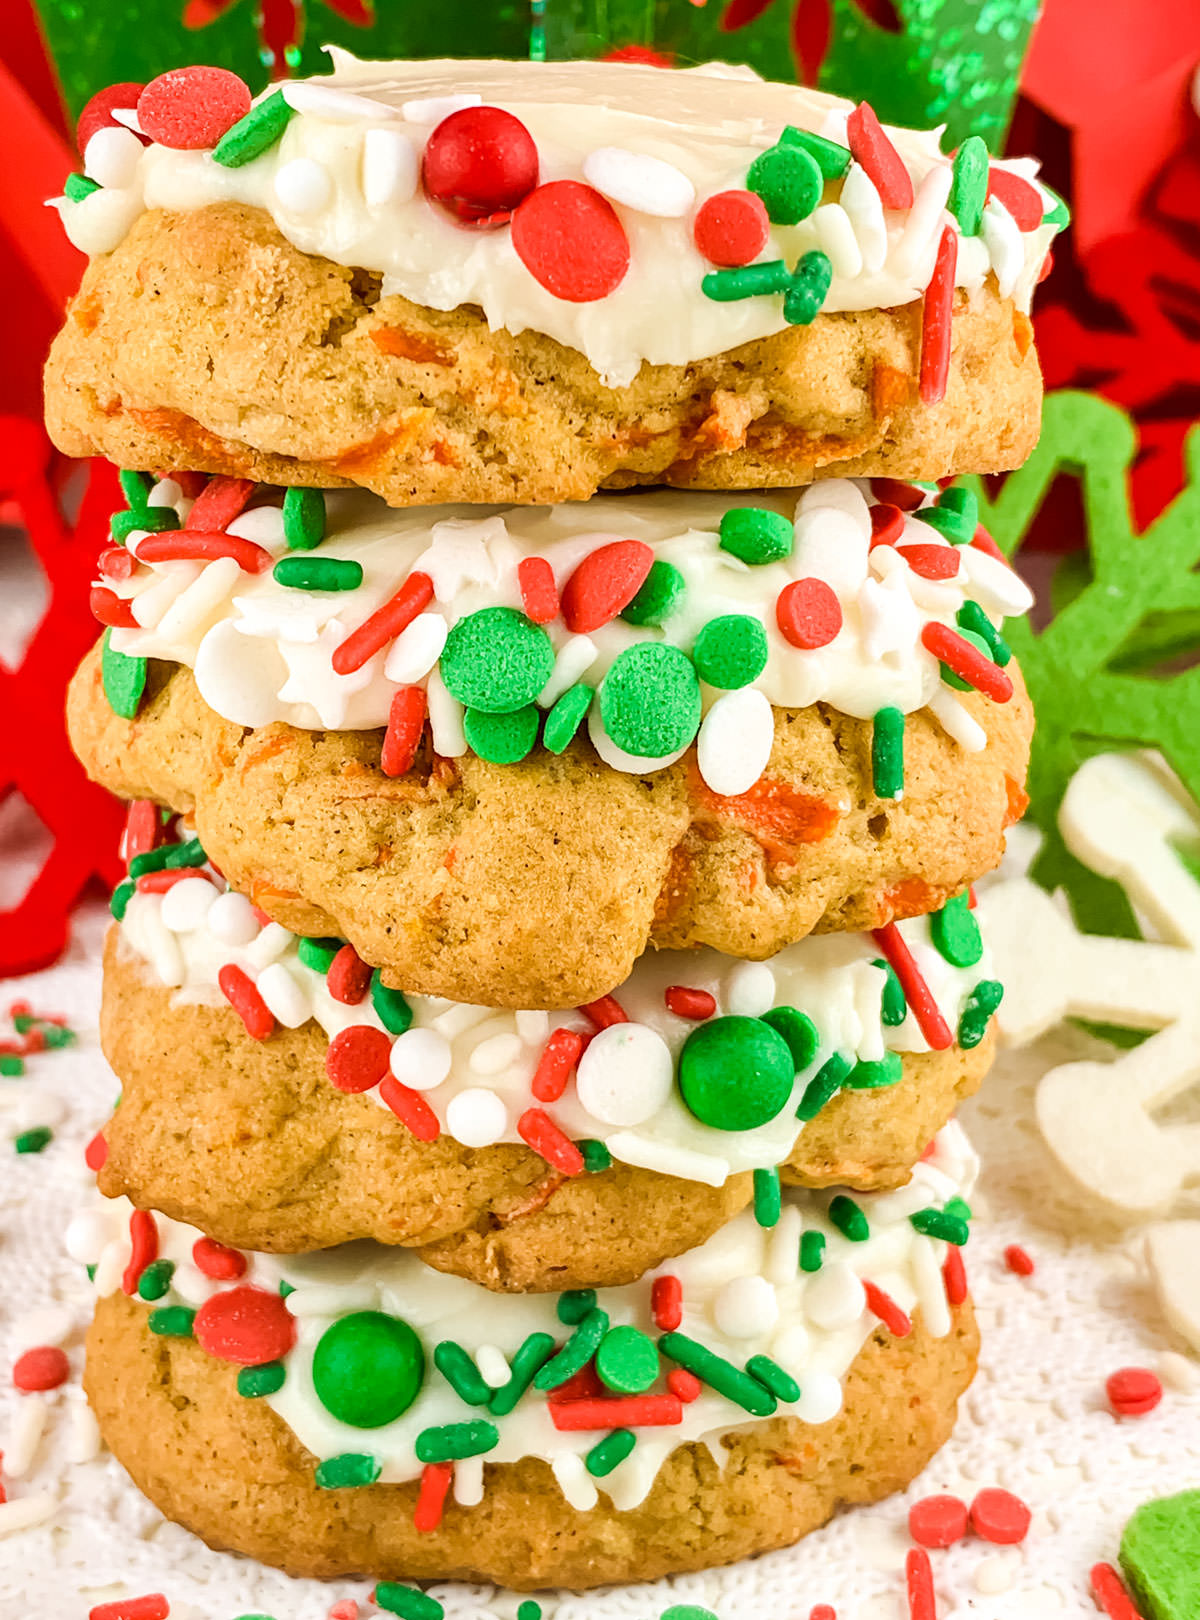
[79, 1126, 980, 1589]
[97, 858, 999, 1285]
[45, 57, 1060, 504]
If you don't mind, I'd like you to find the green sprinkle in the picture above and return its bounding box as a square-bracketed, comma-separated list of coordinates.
[702, 260, 792, 302]
[557, 1288, 596, 1326]
[780, 125, 850, 178]
[42, 1024, 75, 1050]
[488, 1331, 556, 1416]
[760, 1006, 818, 1071]
[783, 249, 833, 326]
[14, 1127, 52, 1155]
[746, 1353, 800, 1402]
[148, 1305, 195, 1336]
[658, 1332, 777, 1416]
[846, 1051, 903, 1089]
[373, 1584, 444, 1620]
[85, 1264, 96, 1281]
[796, 1052, 852, 1120]
[118, 469, 153, 508]
[753, 1166, 782, 1228]
[1041, 183, 1070, 229]
[746, 141, 823, 225]
[433, 1341, 492, 1407]
[595, 1325, 659, 1395]
[719, 506, 793, 566]
[679, 1016, 795, 1131]
[585, 1427, 636, 1477]
[931, 891, 983, 968]
[621, 559, 685, 626]
[101, 630, 147, 719]
[828, 1194, 870, 1242]
[958, 978, 1003, 1049]
[370, 970, 413, 1035]
[297, 936, 341, 974]
[517, 1604, 543, 1620]
[130, 838, 205, 878]
[945, 1195, 972, 1222]
[213, 88, 295, 168]
[799, 1229, 825, 1272]
[314, 1452, 381, 1489]
[415, 1418, 499, 1462]
[913, 486, 977, 545]
[232, 1613, 277, 1619]
[237, 1361, 286, 1398]
[579, 1138, 612, 1173]
[958, 599, 1012, 666]
[137, 1258, 176, 1301]
[542, 682, 593, 754]
[939, 626, 994, 691]
[110, 505, 179, 542]
[872, 706, 905, 800]
[598, 643, 701, 758]
[873, 959, 906, 1025]
[441, 606, 554, 714]
[64, 171, 100, 201]
[0, 1055, 25, 1078]
[910, 1208, 970, 1245]
[282, 486, 326, 550]
[463, 704, 540, 764]
[949, 135, 989, 235]
[278, 1280, 295, 1298]
[273, 555, 362, 592]
[691, 614, 768, 690]
[534, 1306, 609, 1390]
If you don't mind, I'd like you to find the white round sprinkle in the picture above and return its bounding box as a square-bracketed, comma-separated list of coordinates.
[468, 1032, 523, 1076]
[446, 1087, 508, 1148]
[384, 613, 448, 684]
[158, 875, 217, 934]
[274, 157, 334, 216]
[697, 687, 775, 798]
[207, 890, 260, 947]
[793, 1370, 844, 1424]
[575, 1023, 673, 1127]
[475, 1344, 510, 1388]
[83, 125, 144, 190]
[282, 81, 392, 122]
[388, 1027, 453, 1091]
[723, 959, 776, 1018]
[255, 963, 311, 1029]
[582, 146, 695, 217]
[803, 1261, 866, 1329]
[361, 126, 419, 207]
[65, 1212, 112, 1267]
[713, 1275, 779, 1338]
[974, 1555, 1017, 1595]
[402, 93, 481, 124]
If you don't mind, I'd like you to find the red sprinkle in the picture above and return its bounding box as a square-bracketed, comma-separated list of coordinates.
[561, 540, 654, 633]
[664, 986, 717, 1021]
[194, 1285, 296, 1366]
[88, 1598, 170, 1620]
[898, 543, 960, 580]
[413, 1460, 454, 1531]
[579, 995, 629, 1031]
[1004, 1244, 1035, 1277]
[652, 1274, 683, 1332]
[1038, 248, 1054, 283]
[13, 1346, 70, 1392]
[379, 1076, 441, 1141]
[1106, 1367, 1163, 1418]
[942, 1246, 967, 1306]
[512, 180, 631, 302]
[326, 1025, 392, 1094]
[847, 101, 914, 209]
[380, 686, 428, 778]
[85, 1129, 109, 1172]
[549, 1393, 682, 1430]
[776, 578, 843, 650]
[122, 1210, 158, 1296]
[518, 1107, 584, 1176]
[77, 82, 147, 153]
[169, 470, 209, 499]
[327, 944, 373, 1006]
[517, 556, 560, 624]
[869, 503, 905, 549]
[871, 923, 953, 1050]
[328, 1604, 359, 1620]
[908, 1493, 968, 1548]
[870, 479, 926, 511]
[1090, 1563, 1146, 1620]
[192, 1236, 247, 1281]
[135, 868, 200, 894]
[137, 65, 251, 150]
[90, 586, 138, 629]
[971, 523, 1008, 564]
[809, 1610, 837, 1620]
[333, 571, 434, 675]
[986, 167, 1045, 232]
[863, 1280, 912, 1338]
[531, 1028, 584, 1103]
[667, 1367, 702, 1403]
[970, 1487, 1032, 1544]
[905, 1547, 937, 1620]
[422, 106, 539, 225]
[919, 226, 957, 406]
[922, 622, 1014, 703]
[135, 531, 271, 573]
[99, 545, 137, 582]
[185, 475, 257, 533]
[548, 1363, 604, 1404]
[218, 964, 275, 1041]
[693, 188, 771, 266]
[121, 799, 159, 865]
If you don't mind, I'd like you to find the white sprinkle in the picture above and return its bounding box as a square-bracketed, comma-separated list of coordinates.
[538, 634, 598, 708]
[155, 554, 242, 642]
[551, 1452, 599, 1511]
[134, 902, 185, 988]
[389, 1027, 453, 1091]
[912, 1231, 952, 1338]
[1156, 1350, 1199, 1392]
[804, 1260, 866, 1329]
[723, 959, 776, 1019]
[207, 890, 260, 947]
[84, 125, 144, 190]
[359, 125, 419, 208]
[959, 543, 1034, 619]
[92, 1241, 126, 1298]
[453, 1454, 484, 1506]
[811, 202, 862, 279]
[426, 669, 467, 757]
[515, 1011, 550, 1044]
[244, 922, 294, 969]
[894, 161, 953, 277]
[282, 81, 393, 122]
[697, 687, 774, 798]
[65, 1211, 112, 1267]
[582, 146, 695, 217]
[14, 1093, 66, 1132]
[129, 562, 202, 631]
[274, 157, 334, 216]
[793, 505, 869, 597]
[285, 1283, 376, 1318]
[56, 185, 143, 256]
[430, 1003, 491, 1039]
[0, 1492, 58, 1534]
[981, 196, 1025, 300]
[604, 1132, 730, 1188]
[797, 478, 872, 538]
[66, 1398, 102, 1464]
[475, 1345, 510, 1388]
[6, 1396, 48, 1478]
[110, 107, 143, 134]
[11, 1306, 74, 1353]
[576, 1024, 673, 1126]
[159, 875, 217, 934]
[974, 1554, 1017, 1594]
[793, 1370, 844, 1423]
[402, 93, 481, 124]
[445, 1088, 508, 1148]
[255, 963, 311, 1029]
[147, 477, 184, 511]
[839, 160, 888, 273]
[714, 1275, 779, 1338]
[226, 505, 287, 549]
[928, 687, 987, 753]
[468, 1032, 523, 1076]
[383, 613, 448, 684]
[764, 1206, 804, 1286]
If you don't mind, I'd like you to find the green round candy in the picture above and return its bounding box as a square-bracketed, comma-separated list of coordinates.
[678, 1015, 796, 1131]
[440, 607, 555, 713]
[312, 1311, 425, 1429]
[718, 507, 793, 566]
[599, 644, 701, 758]
[543, 682, 593, 754]
[939, 626, 993, 691]
[463, 704, 540, 764]
[760, 1006, 818, 1071]
[745, 143, 823, 225]
[661, 1608, 721, 1620]
[691, 615, 769, 690]
[620, 559, 685, 626]
[595, 1325, 659, 1395]
[931, 891, 983, 967]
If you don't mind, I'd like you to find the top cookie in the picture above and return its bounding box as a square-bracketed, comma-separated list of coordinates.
[45, 55, 1060, 505]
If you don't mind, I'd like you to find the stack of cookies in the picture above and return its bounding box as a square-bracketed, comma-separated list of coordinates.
[47, 53, 1057, 1593]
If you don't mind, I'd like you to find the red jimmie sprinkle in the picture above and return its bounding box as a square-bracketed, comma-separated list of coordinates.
[194, 1285, 296, 1366]
[517, 556, 560, 625]
[922, 622, 1014, 703]
[986, 167, 1045, 231]
[971, 524, 1009, 564]
[1106, 1367, 1163, 1418]
[667, 1367, 701, 1403]
[381, 685, 428, 778]
[908, 1493, 968, 1548]
[135, 531, 271, 573]
[91, 587, 138, 629]
[905, 1547, 937, 1620]
[970, 1487, 1032, 1544]
[776, 578, 843, 650]
[185, 475, 256, 533]
[122, 1209, 158, 1296]
[1090, 1563, 1147, 1620]
[85, 1129, 108, 1172]
[693, 188, 770, 267]
[326, 1025, 391, 1094]
[531, 1027, 584, 1103]
[76, 82, 147, 154]
[137, 65, 251, 150]
[135, 868, 199, 894]
[168, 470, 209, 499]
[218, 964, 275, 1041]
[847, 102, 914, 209]
[88, 1597, 170, 1620]
[120, 799, 159, 865]
[870, 478, 926, 511]
[871, 923, 953, 1050]
[98, 546, 136, 582]
[561, 540, 654, 633]
[413, 1460, 454, 1532]
[869, 503, 905, 549]
[1005, 1244, 1035, 1277]
[549, 1393, 683, 1431]
[664, 986, 717, 1021]
[942, 1246, 967, 1306]
[898, 544, 960, 581]
[919, 226, 957, 406]
[579, 995, 628, 1031]
[548, 1363, 604, 1404]
[13, 1346, 70, 1392]
[328, 1604, 360, 1620]
[328, 944, 372, 1006]
[518, 1108, 584, 1175]
[334, 571, 434, 675]
[192, 1236, 247, 1281]
[652, 1274, 683, 1331]
[379, 1076, 441, 1141]
[511, 180, 631, 302]
[863, 1280, 912, 1338]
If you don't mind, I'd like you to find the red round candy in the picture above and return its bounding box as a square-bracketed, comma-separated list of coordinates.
[77, 82, 148, 154]
[422, 105, 539, 225]
[13, 1346, 69, 1392]
[908, 1493, 968, 1548]
[194, 1286, 295, 1365]
[561, 539, 653, 632]
[693, 188, 770, 267]
[137, 66, 251, 151]
[511, 181, 630, 303]
[969, 1486, 1032, 1545]
[326, 1024, 392, 1093]
[1106, 1366, 1163, 1418]
[192, 1236, 247, 1281]
[776, 578, 843, 649]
